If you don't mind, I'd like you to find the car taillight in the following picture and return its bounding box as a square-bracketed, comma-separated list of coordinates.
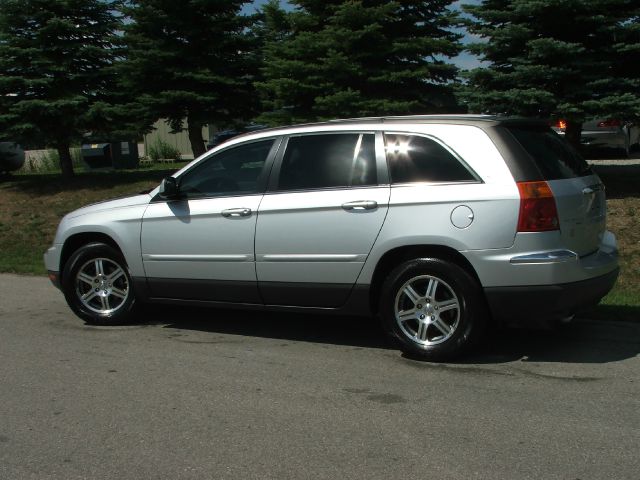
[597, 119, 621, 128]
[555, 119, 567, 130]
[517, 181, 559, 232]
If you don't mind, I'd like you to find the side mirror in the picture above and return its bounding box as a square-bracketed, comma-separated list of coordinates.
[159, 176, 179, 199]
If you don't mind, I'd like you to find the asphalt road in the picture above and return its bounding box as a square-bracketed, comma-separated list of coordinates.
[1, 274, 639, 480]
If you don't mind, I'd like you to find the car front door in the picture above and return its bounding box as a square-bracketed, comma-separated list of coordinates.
[255, 132, 390, 307]
[141, 138, 279, 303]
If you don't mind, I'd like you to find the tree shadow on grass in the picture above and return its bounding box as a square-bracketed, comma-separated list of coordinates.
[0, 168, 181, 196]
[134, 304, 640, 365]
[586, 303, 640, 323]
[590, 163, 640, 199]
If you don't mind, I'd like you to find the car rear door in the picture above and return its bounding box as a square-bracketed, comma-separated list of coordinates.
[255, 131, 390, 307]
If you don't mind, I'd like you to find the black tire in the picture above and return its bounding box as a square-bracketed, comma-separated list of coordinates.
[62, 242, 138, 325]
[379, 257, 486, 361]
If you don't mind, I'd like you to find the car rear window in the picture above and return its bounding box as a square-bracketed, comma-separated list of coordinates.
[507, 126, 592, 180]
[384, 134, 478, 184]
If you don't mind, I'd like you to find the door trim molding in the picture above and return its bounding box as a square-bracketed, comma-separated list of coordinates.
[143, 254, 253, 262]
[258, 253, 366, 262]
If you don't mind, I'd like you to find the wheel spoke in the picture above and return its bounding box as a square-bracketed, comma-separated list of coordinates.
[95, 259, 105, 276]
[111, 287, 127, 299]
[425, 278, 438, 300]
[108, 268, 125, 283]
[100, 295, 109, 311]
[437, 300, 458, 313]
[432, 317, 452, 336]
[397, 308, 417, 323]
[82, 290, 97, 302]
[416, 320, 429, 341]
[78, 272, 94, 286]
[403, 285, 421, 305]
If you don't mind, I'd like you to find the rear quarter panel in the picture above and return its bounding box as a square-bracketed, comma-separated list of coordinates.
[357, 125, 520, 284]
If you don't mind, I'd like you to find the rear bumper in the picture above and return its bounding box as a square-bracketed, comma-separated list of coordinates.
[463, 230, 618, 287]
[484, 267, 619, 327]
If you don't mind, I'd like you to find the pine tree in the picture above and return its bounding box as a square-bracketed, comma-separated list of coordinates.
[600, 3, 640, 125]
[119, 0, 257, 158]
[459, 0, 640, 147]
[257, 0, 462, 125]
[252, 0, 291, 45]
[0, 0, 122, 178]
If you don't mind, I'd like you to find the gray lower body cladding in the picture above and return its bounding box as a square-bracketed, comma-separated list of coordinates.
[484, 268, 619, 327]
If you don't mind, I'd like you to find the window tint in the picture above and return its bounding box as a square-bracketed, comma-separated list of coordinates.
[384, 134, 476, 184]
[507, 126, 591, 179]
[278, 133, 377, 191]
[179, 139, 274, 198]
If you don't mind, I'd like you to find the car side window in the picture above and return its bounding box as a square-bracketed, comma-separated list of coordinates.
[277, 133, 377, 191]
[179, 139, 274, 198]
[384, 134, 477, 184]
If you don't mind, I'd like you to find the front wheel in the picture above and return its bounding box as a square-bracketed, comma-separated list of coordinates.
[62, 242, 138, 325]
[379, 258, 486, 361]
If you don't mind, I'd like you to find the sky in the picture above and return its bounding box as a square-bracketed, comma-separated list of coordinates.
[242, 0, 483, 70]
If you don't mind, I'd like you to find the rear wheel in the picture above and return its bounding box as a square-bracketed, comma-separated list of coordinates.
[380, 258, 486, 361]
[62, 242, 138, 325]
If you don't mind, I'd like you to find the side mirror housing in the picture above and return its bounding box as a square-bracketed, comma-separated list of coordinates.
[159, 176, 179, 199]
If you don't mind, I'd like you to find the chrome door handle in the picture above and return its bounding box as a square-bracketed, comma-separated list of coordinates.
[582, 187, 594, 195]
[221, 208, 252, 218]
[341, 200, 378, 211]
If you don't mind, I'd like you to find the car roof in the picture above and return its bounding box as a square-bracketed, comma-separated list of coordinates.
[231, 115, 548, 140]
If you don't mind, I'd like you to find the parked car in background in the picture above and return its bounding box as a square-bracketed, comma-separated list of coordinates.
[0, 142, 25, 173]
[552, 118, 640, 157]
[206, 124, 266, 150]
[44, 115, 619, 361]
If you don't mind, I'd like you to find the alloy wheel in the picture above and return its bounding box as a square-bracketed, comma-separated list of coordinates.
[75, 257, 129, 315]
[394, 274, 461, 346]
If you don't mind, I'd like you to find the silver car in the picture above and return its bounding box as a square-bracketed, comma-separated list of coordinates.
[553, 118, 640, 157]
[44, 116, 619, 360]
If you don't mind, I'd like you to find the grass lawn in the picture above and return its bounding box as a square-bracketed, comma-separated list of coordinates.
[0, 161, 638, 319]
[0, 163, 186, 274]
[587, 163, 640, 318]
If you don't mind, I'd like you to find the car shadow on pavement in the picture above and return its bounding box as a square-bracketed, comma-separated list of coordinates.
[463, 318, 640, 364]
[136, 305, 640, 364]
[141, 304, 395, 350]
